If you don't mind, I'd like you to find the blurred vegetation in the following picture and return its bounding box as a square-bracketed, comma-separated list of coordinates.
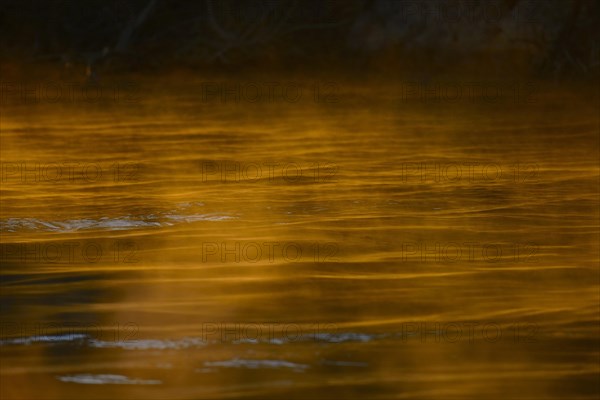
[0, 0, 598, 79]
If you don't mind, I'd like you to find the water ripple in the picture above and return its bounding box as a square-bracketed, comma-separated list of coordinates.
[57, 374, 161, 385]
[89, 337, 206, 350]
[202, 358, 309, 372]
[0, 334, 88, 346]
[1, 331, 380, 348]
[0, 213, 236, 233]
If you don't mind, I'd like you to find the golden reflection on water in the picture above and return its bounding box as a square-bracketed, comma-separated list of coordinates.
[0, 78, 599, 399]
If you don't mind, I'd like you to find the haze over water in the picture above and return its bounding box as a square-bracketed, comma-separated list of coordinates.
[1, 76, 599, 399]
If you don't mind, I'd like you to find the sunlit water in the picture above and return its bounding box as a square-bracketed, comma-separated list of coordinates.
[1, 77, 599, 399]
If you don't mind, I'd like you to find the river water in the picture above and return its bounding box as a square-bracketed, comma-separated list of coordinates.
[1, 77, 598, 399]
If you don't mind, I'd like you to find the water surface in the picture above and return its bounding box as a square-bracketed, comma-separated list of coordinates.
[1, 78, 599, 399]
